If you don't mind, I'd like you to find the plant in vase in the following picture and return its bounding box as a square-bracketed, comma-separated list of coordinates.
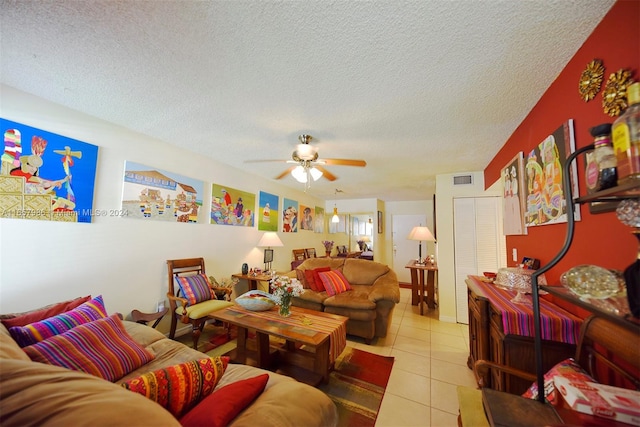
[270, 275, 303, 317]
[321, 240, 334, 257]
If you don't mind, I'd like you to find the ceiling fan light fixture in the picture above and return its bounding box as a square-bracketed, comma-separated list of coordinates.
[296, 143, 318, 160]
[309, 167, 323, 181]
[291, 165, 307, 183]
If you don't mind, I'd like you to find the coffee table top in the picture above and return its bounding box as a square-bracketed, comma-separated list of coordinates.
[209, 305, 347, 362]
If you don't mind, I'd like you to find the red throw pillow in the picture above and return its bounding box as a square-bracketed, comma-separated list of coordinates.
[295, 269, 310, 289]
[1, 296, 91, 328]
[303, 267, 331, 292]
[179, 374, 269, 427]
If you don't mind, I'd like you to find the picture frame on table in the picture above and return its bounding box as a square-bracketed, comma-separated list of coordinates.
[377, 211, 383, 234]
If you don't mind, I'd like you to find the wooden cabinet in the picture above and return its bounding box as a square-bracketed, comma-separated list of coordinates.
[465, 277, 577, 395]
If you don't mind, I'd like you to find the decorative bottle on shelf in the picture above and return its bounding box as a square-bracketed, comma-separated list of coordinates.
[590, 123, 617, 191]
[612, 82, 640, 184]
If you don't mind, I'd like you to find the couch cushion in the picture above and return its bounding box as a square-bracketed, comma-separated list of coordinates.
[298, 257, 345, 271]
[295, 269, 310, 288]
[176, 273, 214, 306]
[121, 356, 229, 418]
[318, 270, 352, 296]
[0, 358, 180, 427]
[9, 295, 108, 347]
[179, 373, 269, 427]
[23, 314, 154, 382]
[304, 267, 330, 292]
[323, 286, 377, 311]
[342, 259, 390, 285]
[0, 329, 30, 361]
[0, 295, 92, 328]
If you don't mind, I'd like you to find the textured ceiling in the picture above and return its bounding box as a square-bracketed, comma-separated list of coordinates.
[0, 0, 615, 201]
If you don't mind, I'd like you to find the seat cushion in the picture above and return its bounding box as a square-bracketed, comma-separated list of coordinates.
[322, 287, 376, 311]
[176, 299, 233, 319]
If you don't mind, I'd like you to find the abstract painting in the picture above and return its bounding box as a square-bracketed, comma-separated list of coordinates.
[211, 184, 255, 227]
[122, 161, 204, 223]
[0, 118, 99, 223]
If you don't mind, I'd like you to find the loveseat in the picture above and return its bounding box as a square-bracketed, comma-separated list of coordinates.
[0, 297, 338, 427]
[288, 258, 400, 343]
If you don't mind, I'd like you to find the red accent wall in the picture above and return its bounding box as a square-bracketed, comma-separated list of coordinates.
[484, 0, 640, 314]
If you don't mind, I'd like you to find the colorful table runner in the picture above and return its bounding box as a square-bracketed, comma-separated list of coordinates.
[228, 306, 347, 363]
[469, 276, 582, 344]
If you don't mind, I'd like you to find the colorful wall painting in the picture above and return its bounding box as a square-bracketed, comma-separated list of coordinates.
[122, 161, 204, 223]
[258, 191, 278, 231]
[0, 118, 99, 223]
[300, 203, 314, 231]
[525, 120, 580, 227]
[314, 206, 325, 233]
[502, 152, 527, 235]
[282, 198, 298, 232]
[211, 184, 255, 226]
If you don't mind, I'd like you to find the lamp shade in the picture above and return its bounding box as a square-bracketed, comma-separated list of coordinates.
[360, 236, 371, 242]
[408, 226, 435, 242]
[331, 206, 339, 223]
[257, 232, 284, 248]
[291, 166, 307, 183]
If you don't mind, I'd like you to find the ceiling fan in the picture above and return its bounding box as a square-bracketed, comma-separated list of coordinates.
[247, 135, 366, 188]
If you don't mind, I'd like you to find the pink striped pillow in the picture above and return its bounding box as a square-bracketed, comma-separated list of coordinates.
[318, 270, 352, 296]
[22, 314, 154, 382]
[9, 295, 108, 347]
[176, 274, 213, 306]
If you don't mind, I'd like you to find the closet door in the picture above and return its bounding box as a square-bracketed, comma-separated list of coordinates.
[454, 197, 504, 324]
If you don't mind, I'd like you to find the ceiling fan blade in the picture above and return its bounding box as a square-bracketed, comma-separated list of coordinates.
[244, 159, 287, 164]
[315, 165, 337, 181]
[275, 166, 296, 180]
[319, 158, 366, 167]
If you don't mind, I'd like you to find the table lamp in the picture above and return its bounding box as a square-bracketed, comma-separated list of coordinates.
[407, 226, 435, 265]
[257, 232, 284, 272]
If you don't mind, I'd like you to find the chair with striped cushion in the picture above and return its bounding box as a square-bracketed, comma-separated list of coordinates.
[166, 258, 233, 349]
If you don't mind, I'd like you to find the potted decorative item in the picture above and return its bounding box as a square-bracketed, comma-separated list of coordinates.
[270, 275, 303, 317]
[321, 240, 334, 257]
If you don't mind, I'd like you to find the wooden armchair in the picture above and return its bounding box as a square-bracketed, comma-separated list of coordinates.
[474, 315, 640, 393]
[166, 258, 233, 349]
[305, 248, 317, 258]
[336, 245, 348, 257]
[292, 249, 307, 261]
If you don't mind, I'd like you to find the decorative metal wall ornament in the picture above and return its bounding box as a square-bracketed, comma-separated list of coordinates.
[578, 59, 604, 102]
[602, 69, 635, 117]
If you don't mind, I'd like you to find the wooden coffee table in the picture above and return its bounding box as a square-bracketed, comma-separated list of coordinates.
[209, 305, 347, 385]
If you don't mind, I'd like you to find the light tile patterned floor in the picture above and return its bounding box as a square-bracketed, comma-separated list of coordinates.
[178, 287, 474, 426]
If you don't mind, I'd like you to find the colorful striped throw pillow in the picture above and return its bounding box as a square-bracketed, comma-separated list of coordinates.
[122, 356, 229, 418]
[9, 295, 108, 347]
[175, 274, 214, 306]
[22, 314, 154, 382]
[318, 270, 352, 296]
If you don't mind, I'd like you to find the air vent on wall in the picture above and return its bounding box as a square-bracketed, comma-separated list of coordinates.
[453, 174, 473, 185]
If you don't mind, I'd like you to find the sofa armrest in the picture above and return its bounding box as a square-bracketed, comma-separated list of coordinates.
[368, 272, 400, 304]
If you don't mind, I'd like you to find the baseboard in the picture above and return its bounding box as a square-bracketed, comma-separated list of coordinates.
[438, 314, 458, 323]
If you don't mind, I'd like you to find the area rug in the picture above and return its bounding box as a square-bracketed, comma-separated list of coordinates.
[319, 347, 394, 427]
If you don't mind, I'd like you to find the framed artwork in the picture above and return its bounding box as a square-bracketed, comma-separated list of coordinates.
[314, 206, 325, 233]
[352, 217, 359, 235]
[502, 152, 527, 235]
[1, 118, 99, 223]
[211, 184, 255, 226]
[123, 161, 204, 223]
[282, 198, 298, 232]
[378, 211, 383, 234]
[524, 120, 580, 227]
[263, 248, 274, 264]
[258, 191, 278, 231]
[300, 203, 314, 231]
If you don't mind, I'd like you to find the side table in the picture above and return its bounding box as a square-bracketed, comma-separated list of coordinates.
[405, 260, 438, 315]
[232, 273, 273, 292]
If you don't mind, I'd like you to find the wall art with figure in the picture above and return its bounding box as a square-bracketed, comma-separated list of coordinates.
[211, 184, 255, 226]
[258, 191, 278, 231]
[0, 118, 99, 223]
[502, 151, 527, 235]
[300, 203, 314, 231]
[282, 198, 298, 232]
[314, 206, 324, 233]
[525, 120, 580, 227]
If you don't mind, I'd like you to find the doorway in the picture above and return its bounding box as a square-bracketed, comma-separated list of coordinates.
[392, 214, 427, 284]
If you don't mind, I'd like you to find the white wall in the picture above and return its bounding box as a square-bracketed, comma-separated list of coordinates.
[0, 85, 328, 317]
[435, 172, 502, 323]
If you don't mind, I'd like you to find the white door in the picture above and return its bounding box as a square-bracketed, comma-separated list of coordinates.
[392, 214, 427, 284]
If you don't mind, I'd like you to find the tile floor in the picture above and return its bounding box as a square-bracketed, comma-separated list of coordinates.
[178, 287, 476, 426]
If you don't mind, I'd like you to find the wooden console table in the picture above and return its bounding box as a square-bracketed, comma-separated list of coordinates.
[232, 273, 273, 292]
[405, 260, 438, 315]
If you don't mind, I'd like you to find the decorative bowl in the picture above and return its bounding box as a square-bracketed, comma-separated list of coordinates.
[235, 290, 276, 311]
[560, 265, 622, 300]
[494, 267, 547, 304]
[483, 272, 497, 280]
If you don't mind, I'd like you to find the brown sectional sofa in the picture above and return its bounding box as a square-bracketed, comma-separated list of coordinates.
[0, 313, 337, 426]
[288, 258, 400, 343]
